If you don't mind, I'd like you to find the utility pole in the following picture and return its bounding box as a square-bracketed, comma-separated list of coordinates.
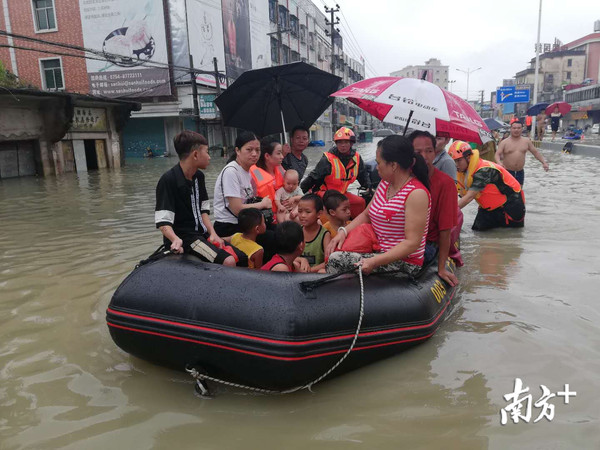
[531, 0, 543, 140]
[214, 57, 228, 156]
[184, 0, 200, 132]
[456, 67, 482, 102]
[479, 90, 485, 114]
[189, 54, 201, 133]
[325, 4, 340, 130]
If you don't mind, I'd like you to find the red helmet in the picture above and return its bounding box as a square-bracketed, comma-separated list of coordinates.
[447, 140, 472, 160]
[333, 127, 355, 142]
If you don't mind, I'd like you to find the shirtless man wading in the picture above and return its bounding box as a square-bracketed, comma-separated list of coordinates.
[495, 119, 549, 186]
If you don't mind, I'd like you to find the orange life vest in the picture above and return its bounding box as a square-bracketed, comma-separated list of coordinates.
[318, 151, 361, 194]
[457, 152, 523, 211]
[250, 165, 285, 213]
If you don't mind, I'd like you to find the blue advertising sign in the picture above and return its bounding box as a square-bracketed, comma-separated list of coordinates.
[496, 86, 531, 103]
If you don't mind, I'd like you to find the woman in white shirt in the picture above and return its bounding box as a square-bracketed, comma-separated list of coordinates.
[213, 131, 272, 237]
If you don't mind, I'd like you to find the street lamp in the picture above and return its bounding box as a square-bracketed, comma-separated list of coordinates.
[456, 67, 482, 101]
[448, 80, 456, 93]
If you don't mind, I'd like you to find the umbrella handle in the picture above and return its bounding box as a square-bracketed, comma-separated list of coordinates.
[403, 110, 414, 136]
[280, 110, 288, 144]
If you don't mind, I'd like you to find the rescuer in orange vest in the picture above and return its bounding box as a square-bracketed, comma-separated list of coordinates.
[449, 140, 525, 231]
[300, 127, 371, 218]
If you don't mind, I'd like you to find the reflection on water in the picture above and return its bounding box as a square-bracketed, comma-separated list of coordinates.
[1, 148, 600, 449]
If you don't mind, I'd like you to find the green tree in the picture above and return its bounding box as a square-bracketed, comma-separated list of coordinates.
[0, 60, 28, 88]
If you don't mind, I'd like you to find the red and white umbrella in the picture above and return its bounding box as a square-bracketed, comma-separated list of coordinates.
[545, 101, 571, 116]
[332, 76, 493, 144]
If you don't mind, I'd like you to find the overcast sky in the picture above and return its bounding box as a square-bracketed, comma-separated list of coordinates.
[313, 0, 600, 101]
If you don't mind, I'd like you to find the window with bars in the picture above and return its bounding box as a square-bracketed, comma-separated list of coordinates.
[278, 5, 288, 28]
[290, 15, 299, 37]
[40, 58, 64, 90]
[32, 0, 57, 32]
[268, 0, 277, 23]
[300, 25, 307, 44]
[270, 37, 278, 64]
[281, 46, 290, 64]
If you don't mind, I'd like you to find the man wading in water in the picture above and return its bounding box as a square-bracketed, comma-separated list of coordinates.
[495, 119, 549, 186]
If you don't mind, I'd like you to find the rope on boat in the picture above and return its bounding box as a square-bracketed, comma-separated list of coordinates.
[186, 264, 366, 396]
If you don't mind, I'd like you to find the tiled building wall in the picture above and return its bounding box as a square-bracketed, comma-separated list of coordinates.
[2, 0, 89, 93]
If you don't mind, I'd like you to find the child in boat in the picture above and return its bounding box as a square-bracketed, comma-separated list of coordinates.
[261, 221, 305, 272]
[298, 193, 331, 272]
[226, 208, 266, 269]
[275, 169, 303, 223]
[322, 190, 352, 238]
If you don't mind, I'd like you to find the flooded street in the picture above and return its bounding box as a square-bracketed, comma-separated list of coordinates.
[1, 146, 599, 449]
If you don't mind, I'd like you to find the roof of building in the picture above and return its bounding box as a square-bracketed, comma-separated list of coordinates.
[0, 87, 141, 110]
[565, 32, 600, 50]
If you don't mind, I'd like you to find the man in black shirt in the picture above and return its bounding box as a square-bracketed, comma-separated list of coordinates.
[282, 125, 310, 179]
[155, 130, 242, 266]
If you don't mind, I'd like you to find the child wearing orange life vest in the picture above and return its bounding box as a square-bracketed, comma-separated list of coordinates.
[225, 208, 266, 269]
[275, 169, 303, 223]
[322, 190, 351, 238]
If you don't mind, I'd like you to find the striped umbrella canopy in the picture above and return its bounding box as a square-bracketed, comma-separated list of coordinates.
[332, 76, 493, 144]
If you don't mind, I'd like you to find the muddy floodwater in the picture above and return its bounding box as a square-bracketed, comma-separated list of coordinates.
[1, 145, 599, 449]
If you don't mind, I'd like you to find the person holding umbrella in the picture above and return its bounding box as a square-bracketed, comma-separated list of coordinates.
[300, 127, 371, 218]
[450, 141, 525, 231]
[282, 125, 310, 179]
[550, 106, 562, 142]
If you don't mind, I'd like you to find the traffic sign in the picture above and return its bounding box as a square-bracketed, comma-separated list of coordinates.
[496, 86, 530, 104]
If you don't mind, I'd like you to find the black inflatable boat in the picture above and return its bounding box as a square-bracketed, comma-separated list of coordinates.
[107, 254, 457, 391]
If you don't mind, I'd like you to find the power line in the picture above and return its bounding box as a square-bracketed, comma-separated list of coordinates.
[316, 0, 380, 77]
[0, 29, 221, 75]
[0, 42, 191, 99]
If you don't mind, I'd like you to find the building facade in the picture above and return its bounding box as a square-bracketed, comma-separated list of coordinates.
[390, 58, 449, 90]
[1, 0, 366, 163]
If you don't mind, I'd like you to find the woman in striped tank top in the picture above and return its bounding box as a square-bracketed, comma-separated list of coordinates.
[326, 135, 431, 277]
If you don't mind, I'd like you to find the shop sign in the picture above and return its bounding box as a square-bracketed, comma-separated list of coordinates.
[199, 94, 217, 119]
[71, 107, 107, 132]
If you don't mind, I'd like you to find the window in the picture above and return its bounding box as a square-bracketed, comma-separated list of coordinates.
[278, 5, 288, 28]
[270, 37, 278, 64]
[567, 59, 572, 67]
[566, 71, 571, 79]
[40, 58, 64, 90]
[281, 45, 290, 64]
[32, 0, 57, 32]
[290, 15, 299, 37]
[269, 0, 277, 23]
[309, 32, 315, 49]
[300, 25, 307, 44]
[291, 51, 300, 62]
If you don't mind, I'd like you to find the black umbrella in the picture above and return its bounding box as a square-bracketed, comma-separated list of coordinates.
[527, 102, 550, 116]
[214, 62, 342, 138]
[483, 118, 507, 131]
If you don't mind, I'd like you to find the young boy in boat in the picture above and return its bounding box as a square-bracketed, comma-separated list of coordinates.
[155, 130, 246, 267]
[261, 221, 305, 272]
[275, 169, 303, 223]
[322, 190, 352, 238]
[225, 208, 266, 269]
[298, 194, 331, 272]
